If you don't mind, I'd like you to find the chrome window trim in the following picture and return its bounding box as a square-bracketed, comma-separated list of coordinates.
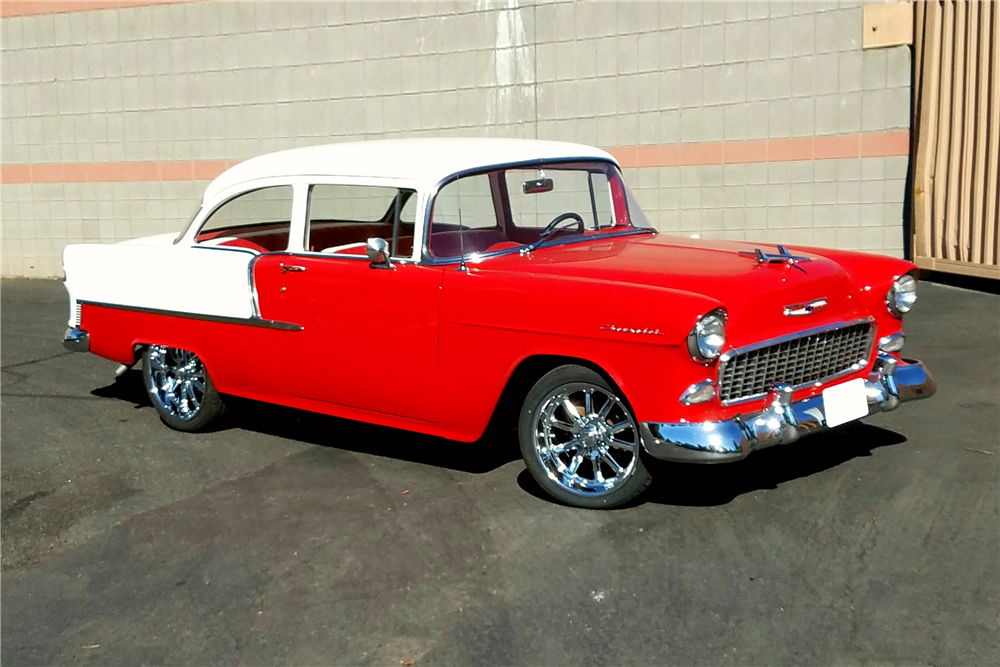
[716, 317, 877, 406]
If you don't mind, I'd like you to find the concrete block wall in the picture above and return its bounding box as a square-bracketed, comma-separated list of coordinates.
[1, 0, 912, 278]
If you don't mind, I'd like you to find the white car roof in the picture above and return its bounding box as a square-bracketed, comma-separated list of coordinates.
[202, 138, 618, 202]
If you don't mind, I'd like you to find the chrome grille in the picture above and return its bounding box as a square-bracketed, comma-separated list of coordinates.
[718, 321, 874, 404]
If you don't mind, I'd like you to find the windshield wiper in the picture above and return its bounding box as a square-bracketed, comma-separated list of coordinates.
[522, 226, 656, 254]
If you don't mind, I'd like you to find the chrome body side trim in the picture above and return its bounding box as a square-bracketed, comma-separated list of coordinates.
[191, 244, 260, 255]
[77, 300, 303, 331]
[641, 355, 935, 463]
[247, 253, 263, 318]
[63, 327, 90, 352]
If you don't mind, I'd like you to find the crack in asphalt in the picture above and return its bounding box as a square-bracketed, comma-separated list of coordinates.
[1, 490, 52, 522]
[2, 393, 105, 401]
[1, 351, 73, 371]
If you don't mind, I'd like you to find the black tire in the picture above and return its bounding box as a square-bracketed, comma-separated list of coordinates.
[518, 364, 652, 509]
[142, 345, 226, 432]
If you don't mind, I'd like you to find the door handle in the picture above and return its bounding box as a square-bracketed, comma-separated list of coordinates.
[280, 263, 306, 274]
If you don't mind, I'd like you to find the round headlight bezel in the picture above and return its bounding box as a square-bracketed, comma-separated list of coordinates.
[687, 309, 727, 363]
[886, 273, 917, 317]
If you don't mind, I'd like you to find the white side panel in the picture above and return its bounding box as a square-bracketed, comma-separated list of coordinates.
[63, 243, 256, 325]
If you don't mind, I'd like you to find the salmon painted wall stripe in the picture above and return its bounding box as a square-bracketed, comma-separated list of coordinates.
[0, 159, 241, 184]
[0, 0, 190, 18]
[0, 132, 910, 185]
[607, 131, 911, 169]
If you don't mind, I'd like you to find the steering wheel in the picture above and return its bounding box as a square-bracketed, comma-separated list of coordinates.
[539, 212, 585, 240]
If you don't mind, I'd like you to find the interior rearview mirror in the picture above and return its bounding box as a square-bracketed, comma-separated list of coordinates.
[366, 237, 393, 269]
[523, 177, 554, 194]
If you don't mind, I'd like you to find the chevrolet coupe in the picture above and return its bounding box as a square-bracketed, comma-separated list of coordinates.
[62, 139, 935, 508]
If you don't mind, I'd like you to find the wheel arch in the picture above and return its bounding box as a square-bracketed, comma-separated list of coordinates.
[481, 353, 628, 440]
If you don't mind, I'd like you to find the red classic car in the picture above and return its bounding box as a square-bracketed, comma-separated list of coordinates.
[62, 139, 935, 508]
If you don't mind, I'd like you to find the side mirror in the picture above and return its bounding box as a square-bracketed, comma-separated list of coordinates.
[366, 237, 393, 269]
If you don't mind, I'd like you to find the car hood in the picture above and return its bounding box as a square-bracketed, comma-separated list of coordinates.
[484, 233, 869, 347]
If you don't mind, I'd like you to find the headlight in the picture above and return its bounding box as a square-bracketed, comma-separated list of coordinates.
[886, 274, 917, 317]
[688, 310, 726, 362]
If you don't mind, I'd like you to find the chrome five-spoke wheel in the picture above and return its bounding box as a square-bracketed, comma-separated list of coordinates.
[519, 365, 652, 508]
[142, 344, 225, 431]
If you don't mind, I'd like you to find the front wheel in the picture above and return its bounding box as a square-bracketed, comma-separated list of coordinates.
[142, 345, 226, 432]
[518, 365, 652, 509]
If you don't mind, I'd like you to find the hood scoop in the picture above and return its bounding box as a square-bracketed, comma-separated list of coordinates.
[738, 245, 812, 273]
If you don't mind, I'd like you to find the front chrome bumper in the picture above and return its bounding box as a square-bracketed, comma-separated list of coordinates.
[640, 354, 935, 463]
[63, 327, 90, 352]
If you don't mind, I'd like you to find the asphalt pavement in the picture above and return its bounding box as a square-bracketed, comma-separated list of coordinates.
[2, 278, 998, 665]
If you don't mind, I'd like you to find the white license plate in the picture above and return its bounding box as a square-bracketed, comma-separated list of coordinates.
[822, 378, 869, 427]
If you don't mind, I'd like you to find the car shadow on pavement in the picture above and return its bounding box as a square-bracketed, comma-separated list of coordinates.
[516, 421, 907, 508]
[93, 371, 906, 494]
[92, 370, 521, 474]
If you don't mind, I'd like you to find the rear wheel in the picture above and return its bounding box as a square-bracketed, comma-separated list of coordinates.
[142, 345, 225, 432]
[518, 365, 652, 509]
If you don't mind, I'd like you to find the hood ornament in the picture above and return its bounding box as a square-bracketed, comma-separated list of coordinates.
[739, 245, 811, 273]
[784, 298, 828, 317]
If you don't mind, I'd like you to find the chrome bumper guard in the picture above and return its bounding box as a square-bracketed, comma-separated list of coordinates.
[63, 327, 90, 352]
[640, 354, 935, 463]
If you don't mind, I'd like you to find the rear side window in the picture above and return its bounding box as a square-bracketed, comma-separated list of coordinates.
[308, 184, 398, 224]
[195, 186, 294, 252]
[306, 184, 415, 258]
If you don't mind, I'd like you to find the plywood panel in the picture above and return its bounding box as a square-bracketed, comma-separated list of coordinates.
[911, 0, 1000, 280]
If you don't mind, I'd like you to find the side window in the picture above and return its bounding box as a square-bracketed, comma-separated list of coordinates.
[400, 193, 417, 225]
[195, 186, 294, 253]
[306, 184, 414, 258]
[592, 173, 615, 227]
[429, 173, 504, 258]
[505, 169, 614, 229]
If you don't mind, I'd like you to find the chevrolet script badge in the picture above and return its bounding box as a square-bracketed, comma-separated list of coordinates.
[783, 298, 828, 317]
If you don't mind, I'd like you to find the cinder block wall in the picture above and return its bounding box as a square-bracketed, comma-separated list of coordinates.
[0, 0, 912, 278]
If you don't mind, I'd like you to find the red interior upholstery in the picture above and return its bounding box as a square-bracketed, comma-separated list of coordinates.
[309, 222, 393, 252]
[199, 223, 290, 253]
[199, 221, 413, 255]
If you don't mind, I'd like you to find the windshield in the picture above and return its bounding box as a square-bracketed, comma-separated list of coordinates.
[427, 161, 652, 261]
